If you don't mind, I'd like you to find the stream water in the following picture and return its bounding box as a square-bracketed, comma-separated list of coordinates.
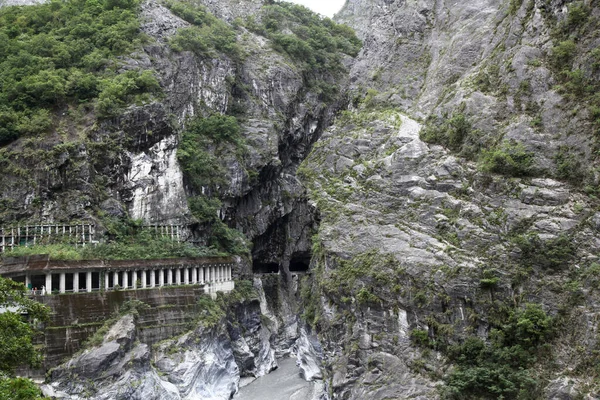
[233, 358, 325, 400]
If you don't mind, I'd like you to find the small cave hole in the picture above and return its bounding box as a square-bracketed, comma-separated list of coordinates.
[253, 261, 280, 274]
[289, 253, 311, 273]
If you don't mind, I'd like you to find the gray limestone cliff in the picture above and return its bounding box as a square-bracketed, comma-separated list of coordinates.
[3, 0, 600, 398]
[295, 0, 600, 398]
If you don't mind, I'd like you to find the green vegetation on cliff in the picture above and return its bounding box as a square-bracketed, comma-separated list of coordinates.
[245, 1, 361, 98]
[0, 277, 49, 399]
[443, 304, 553, 399]
[0, 0, 160, 145]
[165, 0, 241, 59]
[254, 2, 361, 69]
[2, 218, 221, 261]
[177, 115, 249, 255]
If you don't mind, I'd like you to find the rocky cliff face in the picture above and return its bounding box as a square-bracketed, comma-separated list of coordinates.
[42, 281, 284, 400]
[4, 0, 600, 398]
[0, 0, 344, 270]
[296, 0, 600, 398]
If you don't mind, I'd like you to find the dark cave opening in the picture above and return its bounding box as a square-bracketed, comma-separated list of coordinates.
[253, 261, 280, 274]
[289, 252, 311, 273]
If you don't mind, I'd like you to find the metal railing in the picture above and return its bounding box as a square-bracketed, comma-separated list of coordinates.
[0, 224, 96, 253]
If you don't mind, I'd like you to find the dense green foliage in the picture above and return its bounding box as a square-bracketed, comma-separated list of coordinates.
[513, 233, 575, 271]
[479, 141, 535, 177]
[442, 304, 553, 399]
[246, 1, 361, 95]
[0, 377, 46, 400]
[0, 277, 49, 374]
[165, 0, 241, 59]
[0, 0, 160, 144]
[0, 277, 49, 399]
[420, 112, 476, 155]
[177, 114, 243, 191]
[177, 115, 249, 255]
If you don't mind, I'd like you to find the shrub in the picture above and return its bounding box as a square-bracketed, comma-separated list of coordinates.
[356, 287, 379, 304]
[443, 304, 552, 399]
[0, 377, 46, 400]
[97, 70, 160, 117]
[550, 40, 577, 69]
[410, 328, 431, 347]
[514, 233, 575, 271]
[420, 112, 474, 154]
[554, 145, 584, 183]
[479, 269, 500, 289]
[479, 141, 535, 177]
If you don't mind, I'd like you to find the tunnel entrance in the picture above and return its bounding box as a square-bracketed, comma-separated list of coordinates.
[289, 252, 311, 273]
[253, 261, 280, 274]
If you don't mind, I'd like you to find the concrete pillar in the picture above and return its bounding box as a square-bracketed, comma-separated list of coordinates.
[86, 271, 92, 293]
[141, 270, 147, 289]
[25, 274, 31, 290]
[184, 267, 189, 285]
[123, 271, 128, 289]
[200, 267, 204, 284]
[191, 267, 197, 284]
[132, 270, 138, 290]
[167, 269, 173, 285]
[159, 269, 165, 287]
[73, 272, 79, 293]
[45, 273, 52, 294]
[176, 268, 181, 285]
[105, 272, 110, 291]
[149, 270, 155, 288]
[59, 272, 66, 294]
[113, 271, 119, 289]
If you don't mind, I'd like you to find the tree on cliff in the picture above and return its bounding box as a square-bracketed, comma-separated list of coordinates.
[0, 277, 50, 400]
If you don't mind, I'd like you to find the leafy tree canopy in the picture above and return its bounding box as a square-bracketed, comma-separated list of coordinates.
[0, 277, 50, 399]
[0, 0, 160, 145]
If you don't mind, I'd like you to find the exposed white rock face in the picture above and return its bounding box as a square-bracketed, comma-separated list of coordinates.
[397, 308, 410, 340]
[43, 315, 243, 400]
[125, 136, 189, 224]
[154, 331, 240, 400]
[295, 327, 323, 381]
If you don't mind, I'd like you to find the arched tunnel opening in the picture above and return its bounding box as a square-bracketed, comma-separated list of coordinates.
[253, 261, 280, 274]
[289, 252, 311, 273]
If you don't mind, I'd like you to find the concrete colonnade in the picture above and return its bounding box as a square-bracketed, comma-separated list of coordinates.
[30, 263, 233, 294]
